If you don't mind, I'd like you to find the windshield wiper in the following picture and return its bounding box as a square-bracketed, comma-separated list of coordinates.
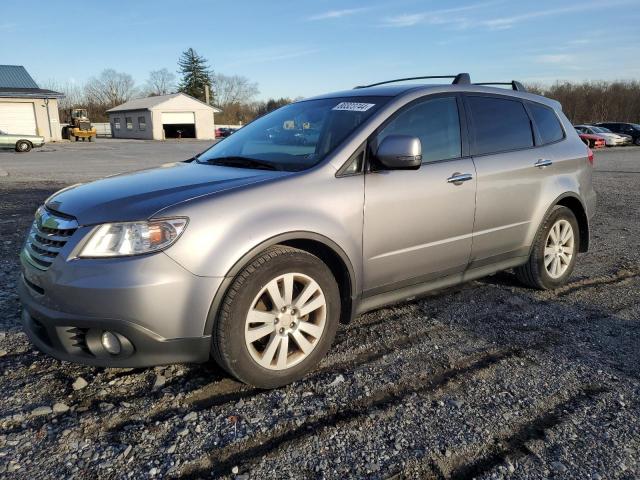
[203, 156, 279, 171]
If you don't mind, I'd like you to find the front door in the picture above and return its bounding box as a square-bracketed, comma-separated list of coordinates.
[362, 95, 476, 294]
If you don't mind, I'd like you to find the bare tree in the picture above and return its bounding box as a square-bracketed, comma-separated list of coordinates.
[84, 69, 138, 109]
[145, 68, 176, 97]
[212, 73, 259, 107]
[526, 80, 640, 124]
[39, 79, 86, 110]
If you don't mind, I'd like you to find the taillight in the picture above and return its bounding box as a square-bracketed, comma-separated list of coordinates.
[587, 147, 594, 165]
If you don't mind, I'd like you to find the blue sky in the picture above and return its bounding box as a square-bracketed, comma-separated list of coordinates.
[1, 0, 639, 100]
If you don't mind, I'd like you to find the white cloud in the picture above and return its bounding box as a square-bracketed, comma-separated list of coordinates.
[568, 39, 590, 46]
[482, 0, 636, 30]
[224, 46, 321, 66]
[380, 1, 502, 28]
[307, 8, 369, 21]
[535, 54, 575, 64]
[382, 13, 425, 27]
[0, 22, 16, 32]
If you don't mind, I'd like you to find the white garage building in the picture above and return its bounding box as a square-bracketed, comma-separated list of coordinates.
[0, 65, 64, 142]
[107, 93, 220, 140]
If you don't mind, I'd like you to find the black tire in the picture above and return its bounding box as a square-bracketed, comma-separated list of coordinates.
[635, 137, 640, 146]
[515, 205, 580, 290]
[212, 245, 340, 388]
[15, 140, 31, 153]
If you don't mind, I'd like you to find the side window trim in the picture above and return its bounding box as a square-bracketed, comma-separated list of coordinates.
[365, 92, 467, 171]
[462, 92, 536, 157]
[521, 101, 543, 147]
[523, 100, 566, 147]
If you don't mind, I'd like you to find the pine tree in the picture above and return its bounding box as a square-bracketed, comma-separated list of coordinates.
[177, 48, 212, 103]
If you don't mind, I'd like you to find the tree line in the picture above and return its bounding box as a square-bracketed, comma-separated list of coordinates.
[41, 48, 293, 124]
[45, 51, 640, 127]
[526, 80, 640, 124]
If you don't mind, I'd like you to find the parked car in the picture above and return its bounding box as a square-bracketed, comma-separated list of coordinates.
[215, 127, 232, 138]
[18, 73, 596, 388]
[594, 122, 640, 146]
[574, 125, 631, 146]
[0, 129, 44, 152]
[576, 130, 606, 149]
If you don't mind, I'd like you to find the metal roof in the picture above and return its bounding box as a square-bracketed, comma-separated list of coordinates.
[0, 65, 39, 89]
[0, 87, 64, 99]
[107, 93, 222, 113]
[0, 65, 63, 98]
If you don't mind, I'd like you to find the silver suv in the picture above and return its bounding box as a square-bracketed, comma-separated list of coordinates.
[19, 74, 596, 388]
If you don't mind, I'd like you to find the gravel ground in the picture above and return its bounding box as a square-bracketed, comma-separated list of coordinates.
[0, 145, 638, 479]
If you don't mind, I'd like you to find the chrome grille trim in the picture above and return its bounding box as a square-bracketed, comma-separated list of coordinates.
[22, 207, 78, 271]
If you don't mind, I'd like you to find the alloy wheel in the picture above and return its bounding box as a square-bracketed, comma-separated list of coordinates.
[544, 219, 575, 279]
[244, 272, 327, 370]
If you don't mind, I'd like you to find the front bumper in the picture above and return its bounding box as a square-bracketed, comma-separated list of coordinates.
[20, 297, 211, 367]
[18, 241, 225, 367]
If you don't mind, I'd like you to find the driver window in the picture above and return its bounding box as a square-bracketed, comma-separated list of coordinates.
[377, 97, 461, 163]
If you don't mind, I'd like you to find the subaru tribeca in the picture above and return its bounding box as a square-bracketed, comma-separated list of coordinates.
[19, 74, 596, 388]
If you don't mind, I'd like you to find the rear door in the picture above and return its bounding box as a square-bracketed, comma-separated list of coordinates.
[362, 95, 476, 293]
[464, 94, 555, 267]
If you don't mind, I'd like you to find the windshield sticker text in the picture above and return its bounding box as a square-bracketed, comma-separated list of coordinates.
[332, 102, 376, 112]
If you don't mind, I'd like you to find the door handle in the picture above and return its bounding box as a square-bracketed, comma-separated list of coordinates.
[534, 159, 553, 168]
[447, 172, 473, 185]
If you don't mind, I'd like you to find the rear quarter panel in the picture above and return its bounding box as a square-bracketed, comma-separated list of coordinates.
[525, 111, 595, 248]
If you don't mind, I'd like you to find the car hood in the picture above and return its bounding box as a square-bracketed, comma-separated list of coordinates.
[46, 161, 288, 225]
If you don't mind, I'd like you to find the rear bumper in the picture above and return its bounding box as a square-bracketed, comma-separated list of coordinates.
[19, 281, 211, 367]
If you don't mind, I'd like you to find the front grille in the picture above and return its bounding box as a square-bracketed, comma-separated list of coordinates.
[23, 207, 78, 271]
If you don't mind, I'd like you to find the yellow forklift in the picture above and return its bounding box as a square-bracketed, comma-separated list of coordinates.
[62, 108, 97, 142]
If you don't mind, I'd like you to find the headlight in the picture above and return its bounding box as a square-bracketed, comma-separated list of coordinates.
[78, 218, 188, 258]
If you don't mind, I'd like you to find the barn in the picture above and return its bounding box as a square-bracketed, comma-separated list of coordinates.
[106, 93, 220, 140]
[0, 65, 64, 142]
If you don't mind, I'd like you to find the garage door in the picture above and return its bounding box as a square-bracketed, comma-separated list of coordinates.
[0, 102, 37, 135]
[161, 112, 195, 124]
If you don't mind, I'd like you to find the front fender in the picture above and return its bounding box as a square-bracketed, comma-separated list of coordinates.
[161, 168, 364, 292]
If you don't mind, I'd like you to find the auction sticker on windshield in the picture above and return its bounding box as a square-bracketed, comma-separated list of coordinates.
[332, 102, 376, 112]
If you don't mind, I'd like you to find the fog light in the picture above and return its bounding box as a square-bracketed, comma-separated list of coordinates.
[101, 331, 122, 355]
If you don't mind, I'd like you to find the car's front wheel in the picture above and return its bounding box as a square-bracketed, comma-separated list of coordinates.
[515, 205, 579, 289]
[15, 140, 31, 153]
[212, 245, 340, 388]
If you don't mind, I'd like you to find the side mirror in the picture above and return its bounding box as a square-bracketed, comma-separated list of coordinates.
[376, 135, 422, 170]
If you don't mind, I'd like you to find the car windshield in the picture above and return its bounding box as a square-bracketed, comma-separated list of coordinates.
[592, 127, 610, 133]
[198, 96, 389, 171]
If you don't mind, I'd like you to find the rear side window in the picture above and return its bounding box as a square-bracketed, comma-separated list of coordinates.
[528, 103, 564, 144]
[467, 96, 533, 155]
[377, 96, 461, 163]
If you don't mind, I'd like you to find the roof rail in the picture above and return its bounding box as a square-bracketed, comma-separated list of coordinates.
[354, 73, 471, 89]
[474, 81, 527, 92]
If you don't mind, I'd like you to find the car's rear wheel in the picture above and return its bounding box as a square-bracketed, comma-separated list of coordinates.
[212, 245, 340, 388]
[515, 205, 579, 290]
[635, 137, 640, 146]
[15, 140, 31, 153]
